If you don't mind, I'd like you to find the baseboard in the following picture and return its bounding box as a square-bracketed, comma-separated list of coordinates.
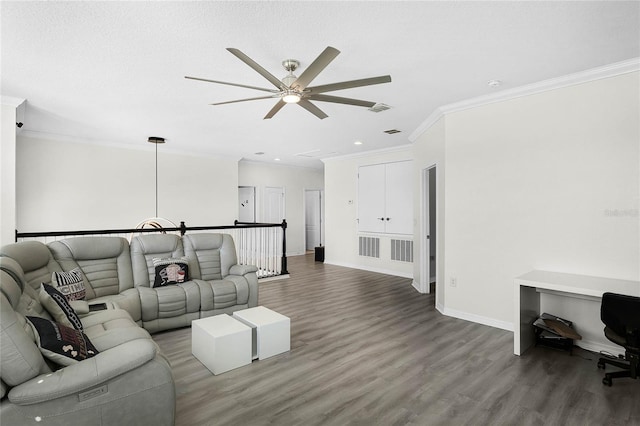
[412, 280, 423, 293]
[575, 340, 624, 356]
[440, 306, 514, 332]
[324, 259, 413, 279]
[259, 274, 290, 283]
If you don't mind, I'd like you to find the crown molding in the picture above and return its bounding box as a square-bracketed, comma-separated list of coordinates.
[321, 143, 413, 163]
[409, 57, 640, 142]
[18, 130, 242, 162]
[1, 96, 26, 107]
[239, 158, 325, 171]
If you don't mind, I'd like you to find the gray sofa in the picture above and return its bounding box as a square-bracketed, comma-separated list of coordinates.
[0, 233, 259, 425]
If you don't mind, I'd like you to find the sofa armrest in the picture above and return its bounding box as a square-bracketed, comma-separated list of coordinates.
[8, 339, 157, 405]
[229, 264, 258, 276]
[69, 300, 90, 315]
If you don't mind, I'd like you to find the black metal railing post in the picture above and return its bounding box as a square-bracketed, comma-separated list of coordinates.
[281, 219, 288, 275]
[180, 221, 187, 236]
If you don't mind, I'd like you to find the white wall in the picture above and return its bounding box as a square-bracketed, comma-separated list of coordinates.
[238, 160, 324, 256]
[16, 135, 238, 232]
[412, 117, 446, 307]
[439, 72, 639, 327]
[323, 146, 414, 277]
[1, 99, 23, 245]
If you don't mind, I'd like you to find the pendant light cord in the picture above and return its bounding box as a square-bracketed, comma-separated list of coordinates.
[155, 141, 158, 218]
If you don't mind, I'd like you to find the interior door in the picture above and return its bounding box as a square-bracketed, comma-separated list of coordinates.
[305, 190, 321, 250]
[384, 161, 413, 235]
[358, 164, 386, 233]
[264, 186, 285, 223]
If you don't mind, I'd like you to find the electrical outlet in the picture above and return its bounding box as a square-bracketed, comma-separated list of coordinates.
[450, 277, 457, 287]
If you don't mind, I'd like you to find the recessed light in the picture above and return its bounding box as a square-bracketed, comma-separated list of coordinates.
[274, 158, 281, 161]
[487, 79, 502, 88]
[354, 141, 363, 145]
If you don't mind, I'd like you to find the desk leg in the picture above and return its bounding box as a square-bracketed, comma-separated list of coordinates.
[515, 285, 539, 355]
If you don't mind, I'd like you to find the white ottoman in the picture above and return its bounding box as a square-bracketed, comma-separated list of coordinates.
[233, 306, 290, 360]
[192, 314, 251, 375]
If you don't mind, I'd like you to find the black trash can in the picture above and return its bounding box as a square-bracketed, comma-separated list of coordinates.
[314, 246, 325, 262]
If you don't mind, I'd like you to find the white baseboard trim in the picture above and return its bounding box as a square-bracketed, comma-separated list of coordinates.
[411, 280, 424, 293]
[324, 259, 413, 279]
[440, 306, 514, 332]
[575, 340, 624, 356]
[435, 302, 445, 316]
[258, 274, 290, 283]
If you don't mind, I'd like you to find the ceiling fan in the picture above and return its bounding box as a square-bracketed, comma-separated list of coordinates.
[185, 46, 391, 120]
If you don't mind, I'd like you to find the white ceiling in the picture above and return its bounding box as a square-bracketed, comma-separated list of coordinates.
[2, 1, 639, 169]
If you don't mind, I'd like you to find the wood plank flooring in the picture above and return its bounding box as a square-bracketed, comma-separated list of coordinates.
[153, 254, 639, 426]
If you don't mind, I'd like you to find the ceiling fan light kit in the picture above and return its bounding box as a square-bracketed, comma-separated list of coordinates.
[186, 46, 391, 119]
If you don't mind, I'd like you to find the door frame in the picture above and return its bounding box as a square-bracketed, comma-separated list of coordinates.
[303, 188, 324, 251]
[419, 164, 437, 294]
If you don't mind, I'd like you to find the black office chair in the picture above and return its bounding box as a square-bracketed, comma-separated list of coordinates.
[597, 292, 640, 386]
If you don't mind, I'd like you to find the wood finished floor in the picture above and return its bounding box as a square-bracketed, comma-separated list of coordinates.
[153, 255, 639, 426]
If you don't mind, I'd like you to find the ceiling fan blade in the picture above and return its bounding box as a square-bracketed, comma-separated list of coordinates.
[211, 95, 279, 106]
[307, 75, 392, 94]
[290, 46, 340, 91]
[185, 76, 278, 93]
[298, 99, 328, 120]
[227, 48, 284, 89]
[264, 99, 286, 119]
[308, 94, 376, 108]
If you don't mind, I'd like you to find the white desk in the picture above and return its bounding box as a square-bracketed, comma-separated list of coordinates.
[514, 270, 639, 356]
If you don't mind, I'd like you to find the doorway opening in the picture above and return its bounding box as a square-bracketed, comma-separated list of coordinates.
[420, 166, 437, 294]
[304, 189, 323, 251]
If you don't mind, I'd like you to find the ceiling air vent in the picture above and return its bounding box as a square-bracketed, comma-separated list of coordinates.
[383, 129, 401, 135]
[368, 103, 392, 113]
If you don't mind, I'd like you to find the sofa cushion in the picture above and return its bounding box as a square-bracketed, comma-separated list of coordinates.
[0, 241, 62, 291]
[48, 237, 135, 300]
[39, 284, 84, 331]
[130, 234, 185, 287]
[152, 257, 189, 288]
[183, 233, 240, 280]
[51, 267, 86, 300]
[0, 295, 51, 386]
[26, 316, 98, 366]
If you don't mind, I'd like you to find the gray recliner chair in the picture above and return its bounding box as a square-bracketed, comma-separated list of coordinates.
[48, 237, 142, 324]
[130, 234, 200, 333]
[0, 256, 175, 426]
[183, 233, 259, 317]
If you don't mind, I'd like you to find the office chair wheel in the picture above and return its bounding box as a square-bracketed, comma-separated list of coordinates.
[597, 360, 605, 369]
[602, 375, 613, 386]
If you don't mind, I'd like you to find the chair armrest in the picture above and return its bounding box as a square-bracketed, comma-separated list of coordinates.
[229, 264, 258, 276]
[69, 300, 90, 315]
[8, 339, 157, 405]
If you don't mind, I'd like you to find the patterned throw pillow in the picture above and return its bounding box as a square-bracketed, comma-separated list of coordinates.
[51, 267, 86, 301]
[152, 257, 189, 288]
[39, 283, 84, 331]
[26, 316, 98, 366]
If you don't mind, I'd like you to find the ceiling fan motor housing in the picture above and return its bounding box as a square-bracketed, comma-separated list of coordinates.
[282, 59, 299, 73]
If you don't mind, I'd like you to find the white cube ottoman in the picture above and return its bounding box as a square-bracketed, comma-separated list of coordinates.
[233, 306, 290, 360]
[192, 314, 251, 375]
